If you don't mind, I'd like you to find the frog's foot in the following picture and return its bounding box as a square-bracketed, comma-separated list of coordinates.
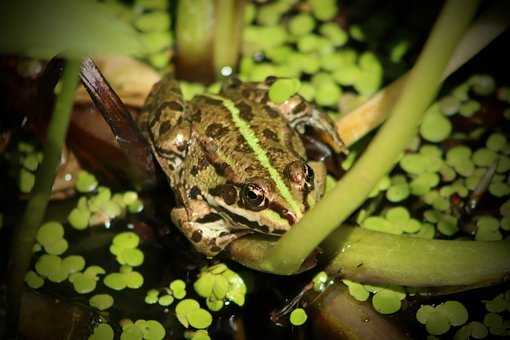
[269, 95, 346, 153]
[171, 206, 251, 257]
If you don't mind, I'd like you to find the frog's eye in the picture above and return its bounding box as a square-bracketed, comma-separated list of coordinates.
[304, 164, 315, 189]
[241, 183, 267, 211]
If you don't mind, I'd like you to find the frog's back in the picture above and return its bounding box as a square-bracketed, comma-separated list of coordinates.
[188, 92, 307, 187]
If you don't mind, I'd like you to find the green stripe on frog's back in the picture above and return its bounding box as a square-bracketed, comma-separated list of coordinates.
[205, 94, 302, 216]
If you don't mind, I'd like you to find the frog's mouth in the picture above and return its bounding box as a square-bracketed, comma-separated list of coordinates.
[206, 201, 292, 236]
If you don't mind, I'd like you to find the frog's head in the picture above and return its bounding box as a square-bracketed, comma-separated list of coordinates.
[204, 160, 327, 235]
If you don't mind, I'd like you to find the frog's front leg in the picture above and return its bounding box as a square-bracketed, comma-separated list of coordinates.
[171, 200, 251, 257]
[270, 95, 348, 177]
[139, 74, 192, 177]
[272, 95, 347, 155]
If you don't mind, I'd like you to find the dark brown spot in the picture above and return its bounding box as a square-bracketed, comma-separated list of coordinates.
[245, 164, 258, 173]
[257, 224, 270, 233]
[206, 123, 229, 138]
[167, 101, 184, 111]
[269, 147, 285, 156]
[273, 229, 286, 235]
[189, 186, 201, 199]
[191, 230, 202, 242]
[158, 121, 172, 135]
[269, 202, 297, 225]
[197, 157, 209, 171]
[263, 128, 279, 142]
[197, 213, 222, 223]
[176, 140, 188, 152]
[190, 165, 199, 176]
[265, 76, 277, 85]
[292, 101, 307, 115]
[210, 246, 222, 253]
[215, 162, 230, 177]
[190, 109, 202, 122]
[265, 105, 280, 118]
[235, 136, 251, 153]
[241, 89, 252, 99]
[226, 77, 241, 88]
[237, 101, 254, 121]
[201, 96, 223, 106]
[221, 184, 238, 206]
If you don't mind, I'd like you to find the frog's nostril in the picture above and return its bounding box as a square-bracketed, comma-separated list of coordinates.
[285, 161, 305, 185]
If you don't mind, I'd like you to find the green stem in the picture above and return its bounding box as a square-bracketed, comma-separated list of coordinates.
[175, 0, 244, 82]
[323, 228, 510, 287]
[7, 59, 81, 331]
[228, 228, 510, 287]
[259, 0, 480, 274]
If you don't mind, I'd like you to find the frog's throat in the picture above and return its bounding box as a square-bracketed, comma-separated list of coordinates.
[205, 94, 302, 217]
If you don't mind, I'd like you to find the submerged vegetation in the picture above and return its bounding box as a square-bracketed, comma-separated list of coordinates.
[1, 0, 510, 339]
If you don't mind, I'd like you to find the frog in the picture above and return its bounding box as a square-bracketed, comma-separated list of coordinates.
[138, 75, 346, 257]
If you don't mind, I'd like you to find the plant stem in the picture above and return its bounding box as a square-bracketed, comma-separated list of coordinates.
[322, 228, 510, 287]
[6, 59, 81, 332]
[175, 0, 244, 82]
[228, 228, 510, 287]
[259, 0, 480, 274]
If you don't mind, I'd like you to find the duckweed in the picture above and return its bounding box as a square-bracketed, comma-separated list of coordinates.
[170, 279, 187, 299]
[484, 292, 510, 313]
[483, 313, 506, 336]
[90, 294, 114, 310]
[76, 171, 98, 193]
[176, 299, 212, 329]
[187, 330, 211, 340]
[68, 207, 91, 230]
[386, 179, 410, 202]
[486, 133, 506, 152]
[446, 146, 474, 177]
[268, 78, 301, 104]
[25, 270, 44, 289]
[470, 74, 496, 96]
[36, 221, 66, 253]
[104, 269, 144, 290]
[134, 12, 170, 32]
[416, 301, 469, 335]
[290, 308, 308, 326]
[410, 173, 440, 196]
[439, 95, 461, 116]
[110, 232, 144, 267]
[475, 216, 502, 241]
[489, 179, 510, 198]
[454, 321, 488, 340]
[320, 23, 348, 47]
[120, 319, 166, 340]
[88, 323, 114, 340]
[288, 14, 315, 36]
[145, 289, 160, 304]
[342, 280, 370, 301]
[19, 169, 35, 193]
[459, 100, 480, 117]
[104, 273, 127, 291]
[437, 214, 458, 236]
[372, 288, 405, 314]
[420, 108, 452, 142]
[194, 263, 246, 311]
[312, 271, 329, 292]
[309, 0, 337, 21]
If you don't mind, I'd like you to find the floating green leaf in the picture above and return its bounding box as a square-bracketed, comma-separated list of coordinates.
[290, 308, 308, 326]
[89, 294, 114, 311]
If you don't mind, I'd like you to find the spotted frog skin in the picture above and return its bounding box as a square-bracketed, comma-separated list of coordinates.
[139, 76, 345, 256]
